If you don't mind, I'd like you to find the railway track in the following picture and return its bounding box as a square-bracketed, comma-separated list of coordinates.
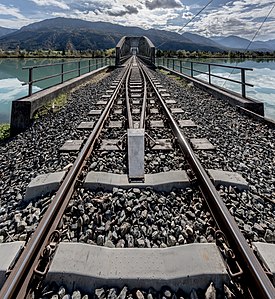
[0, 56, 274, 299]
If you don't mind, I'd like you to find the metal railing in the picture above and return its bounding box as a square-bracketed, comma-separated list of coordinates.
[23, 58, 113, 96]
[157, 58, 253, 98]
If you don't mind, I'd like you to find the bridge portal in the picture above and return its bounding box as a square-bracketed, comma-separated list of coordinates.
[115, 36, 155, 66]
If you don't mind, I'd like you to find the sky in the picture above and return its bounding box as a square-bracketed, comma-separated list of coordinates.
[0, 0, 275, 40]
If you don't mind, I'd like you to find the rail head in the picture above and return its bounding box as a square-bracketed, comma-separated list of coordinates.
[0, 61, 132, 299]
[140, 60, 275, 299]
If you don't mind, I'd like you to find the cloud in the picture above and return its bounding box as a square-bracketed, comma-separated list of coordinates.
[30, 0, 70, 10]
[107, 5, 139, 17]
[0, 4, 25, 19]
[183, 0, 275, 40]
[145, 0, 182, 10]
[0, 4, 34, 28]
[124, 5, 139, 14]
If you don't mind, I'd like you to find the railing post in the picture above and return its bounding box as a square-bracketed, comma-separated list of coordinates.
[208, 64, 211, 84]
[96, 59, 98, 69]
[180, 60, 182, 73]
[28, 68, 33, 96]
[78, 61, 81, 76]
[190, 62, 194, 77]
[61, 63, 64, 83]
[163, 57, 165, 66]
[241, 69, 246, 98]
[167, 58, 169, 68]
[172, 59, 175, 70]
[89, 60, 91, 72]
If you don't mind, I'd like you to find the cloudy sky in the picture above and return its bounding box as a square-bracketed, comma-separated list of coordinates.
[0, 0, 275, 40]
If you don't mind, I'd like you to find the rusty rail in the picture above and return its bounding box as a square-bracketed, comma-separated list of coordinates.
[0, 60, 132, 299]
[141, 62, 275, 299]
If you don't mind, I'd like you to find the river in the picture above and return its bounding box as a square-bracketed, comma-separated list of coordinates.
[0, 57, 275, 123]
[0, 58, 113, 123]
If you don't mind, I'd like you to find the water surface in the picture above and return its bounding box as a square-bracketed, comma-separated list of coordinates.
[0, 58, 112, 123]
[1, 58, 275, 123]
[159, 58, 275, 120]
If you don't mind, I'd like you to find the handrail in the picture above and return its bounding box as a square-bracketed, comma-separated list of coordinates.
[23, 58, 112, 96]
[185, 60, 253, 71]
[22, 58, 107, 70]
[157, 58, 253, 98]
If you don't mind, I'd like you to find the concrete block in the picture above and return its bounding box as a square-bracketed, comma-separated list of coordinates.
[146, 171, 190, 191]
[150, 108, 159, 114]
[150, 120, 164, 128]
[129, 82, 142, 85]
[117, 100, 123, 105]
[131, 93, 142, 98]
[207, 169, 248, 191]
[46, 242, 228, 294]
[100, 139, 122, 151]
[96, 100, 107, 105]
[161, 93, 171, 97]
[253, 242, 275, 284]
[165, 99, 177, 104]
[101, 94, 112, 98]
[152, 139, 173, 151]
[150, 100, 155, 104]
[171, 108, 184, 114]
[108, 121, 123, 128]
[25, 171, 66, 202]
[0, 242, 25, 288]
[106, 89, 115, 94]
[114, 109, 123, 114]
[10, 66, 110, 135]
[130, 84, 142, 88]
[179, 120, 197, 128]
[132, 109, 140, 114]
[88, 110, 102, 115]
[84, 170, 189, 192]
[128, 129, 145, 181]
[130, 89, 142, 93]
[133, 121, 140, 129]
[60, 140, 84, 152]
[158, 66, 264, 116]
[190, 138, 215, 150]
[132, 100, 140, 105]
[77, 122, 95, 130]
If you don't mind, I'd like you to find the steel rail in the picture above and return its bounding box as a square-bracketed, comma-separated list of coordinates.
[138, 59, 147, 129]
[125, 60, 134, 129]
[0, 61, 133, 299]
[140, 61, 275, 299]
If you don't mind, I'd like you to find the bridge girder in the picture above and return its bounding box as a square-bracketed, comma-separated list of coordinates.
[115, 36, 155, 66]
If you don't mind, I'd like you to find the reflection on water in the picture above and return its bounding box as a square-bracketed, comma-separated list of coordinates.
[1, 58, 275, 123]
[159, 58, 275, 120]
[0, 58, 112, 123]
[0, 78, 41, 123]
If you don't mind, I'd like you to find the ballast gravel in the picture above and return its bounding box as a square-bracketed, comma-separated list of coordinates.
[0, 65, 275, 248]
[37, 281, 232, 299]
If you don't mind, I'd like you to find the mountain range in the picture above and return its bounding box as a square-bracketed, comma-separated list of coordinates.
[0, 26, 17, 38]
[0, 17, 274, 52]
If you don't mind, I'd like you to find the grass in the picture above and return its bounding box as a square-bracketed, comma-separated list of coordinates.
[159, 69, 190, 88]
[0, 124, 10, 141]
[34, 93, 68, 119]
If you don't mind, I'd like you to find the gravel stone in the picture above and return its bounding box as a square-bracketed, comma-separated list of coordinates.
[72, 290, 81, 299]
